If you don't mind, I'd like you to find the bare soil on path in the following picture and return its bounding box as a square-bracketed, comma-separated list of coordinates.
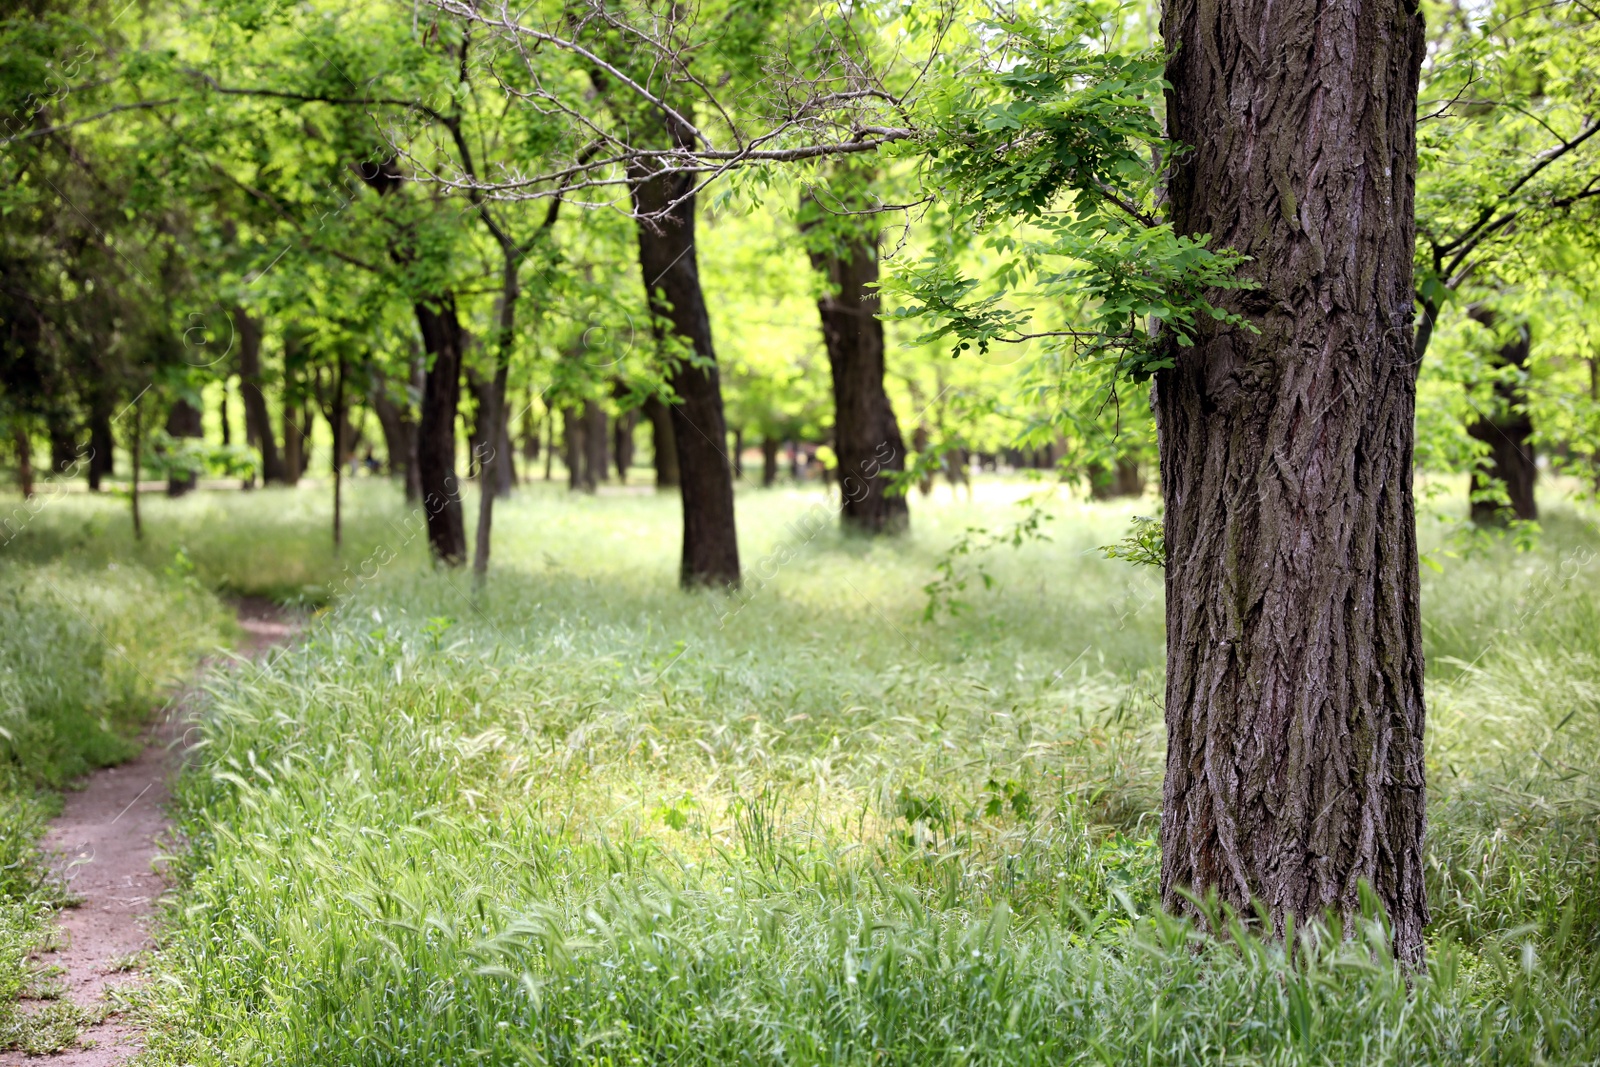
[0, 599, 298, 1065]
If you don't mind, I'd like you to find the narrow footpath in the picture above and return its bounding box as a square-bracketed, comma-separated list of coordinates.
[0, 600, 298, 1066]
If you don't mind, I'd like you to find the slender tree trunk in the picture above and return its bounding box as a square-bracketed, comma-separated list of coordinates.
[332, 356, 344, 550]
[414, 297, 468, 564]
[281, 389, 303, 488]
[236, 309, 285, 483]
[11, 426, 34, 498]
[129, 403, 141, 539]
[165, 399, 203, 497]
[642, 394, 679, 489]
[630, 157, 739, 586]
[219, 379, 232, 448]
[543, 404, 555, 481]
[1155, 0, 1428, 961]
[807, 230, 909, 534]
[370, 365, 416, 487]
[1464, 307, 1536, 524]
[730, 428, 743, 480]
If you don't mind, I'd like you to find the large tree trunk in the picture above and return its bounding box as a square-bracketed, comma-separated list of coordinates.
[642, 394, 679, 489]
[1155, 0, 1428, 962]
[808, 231, 909, 534]
[414, 298, 468, 564]
[630, 159, 740, 587]
[235, 309, 285, 484]
[1464, 307, 1536, 524]
[165, 399, 203, 497]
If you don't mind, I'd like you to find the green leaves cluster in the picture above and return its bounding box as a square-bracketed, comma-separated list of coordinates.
[884, 10, 1252, 385]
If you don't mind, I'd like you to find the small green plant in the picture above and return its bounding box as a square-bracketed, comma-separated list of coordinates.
[1101, 515, 1166, 568]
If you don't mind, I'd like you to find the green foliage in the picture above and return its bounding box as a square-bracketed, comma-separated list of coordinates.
[1100, 514, 1164, 568]
[884, 10, 1254, 384]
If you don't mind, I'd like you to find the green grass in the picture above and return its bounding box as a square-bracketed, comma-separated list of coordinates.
[0, 536, 235, 1051]
[10, 478, 1600, 1064]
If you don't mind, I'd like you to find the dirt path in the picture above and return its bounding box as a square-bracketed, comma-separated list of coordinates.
[0, 600, 298, 1066]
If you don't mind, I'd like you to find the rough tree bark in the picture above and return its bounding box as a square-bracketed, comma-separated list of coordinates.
[235, 309, 285, 484]
[1155, 0, 1429, 961]
[1464, 307, 1536, 524]
[414, 297, 469, 564]
[630, 147, 740, 586]
[806, 229, 909, 534]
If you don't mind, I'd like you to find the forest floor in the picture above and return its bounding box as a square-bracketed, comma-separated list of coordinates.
[0, 599, 297, 1066]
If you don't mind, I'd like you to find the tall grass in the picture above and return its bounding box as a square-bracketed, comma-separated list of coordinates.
[0, 540, 234, 1050]
[36, 478, 1577, 1065]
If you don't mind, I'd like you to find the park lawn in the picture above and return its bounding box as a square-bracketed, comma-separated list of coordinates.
[10, 479, 1600, 1065]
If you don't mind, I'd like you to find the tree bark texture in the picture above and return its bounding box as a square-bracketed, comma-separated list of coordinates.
[642, 394, 680, 489]
[631, 161, 740, 587]
[414, 297, 468, 565]
[808, 235, 909, 534]
[235, 309, 285, 484]
[1156, 0, 1428, 961]
[1464, 307, 1536, 524]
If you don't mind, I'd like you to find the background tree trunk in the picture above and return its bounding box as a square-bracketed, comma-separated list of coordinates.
[87, 397, 113, 490]
[762, 437, 780, 487]
[413, 297, 468, 564]
[235, 309, 285, 484]
[370, 365, 417, 489]
[612, 386, 636, 484]
[1155, 0, 1428, 961]
[165, 398, 203, 497]
[1464, 307, 1536, 524]
[583, 399, 608, 489]
[808, 231, 909, 534]
[46, 411, 76, 475]
[1088, 458, 1146, 500]
[642, 394, 679, 489]
[630, 158, 740, 587]
[466, 366, 516, 497]
[11, 426, 33, 498]
[563, 405, 589, 492]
